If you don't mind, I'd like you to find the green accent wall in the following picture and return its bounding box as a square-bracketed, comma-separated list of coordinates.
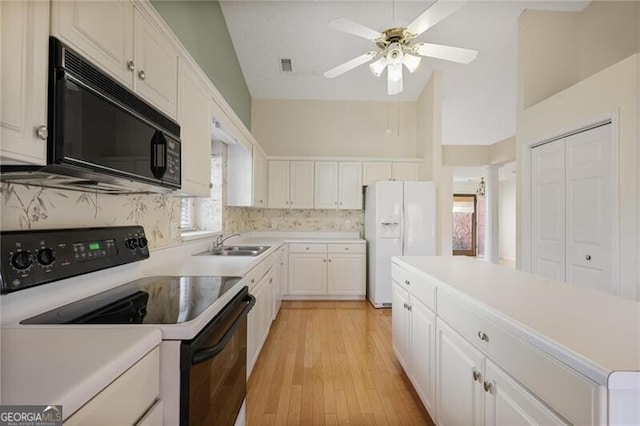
[151, 0, 251, 128]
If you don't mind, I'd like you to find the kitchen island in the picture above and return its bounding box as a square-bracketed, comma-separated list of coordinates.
[391, 255, 639, 426]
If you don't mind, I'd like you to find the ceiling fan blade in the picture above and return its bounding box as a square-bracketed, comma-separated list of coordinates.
[413, 42, 477, 64]
[406, 1, 466, 38]
[328, 18, 383, 41]
[387, 61, 403, 95]
[324, 51, 378, 79]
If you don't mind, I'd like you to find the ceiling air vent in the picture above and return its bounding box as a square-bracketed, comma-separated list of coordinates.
[280, 58, 293, 73]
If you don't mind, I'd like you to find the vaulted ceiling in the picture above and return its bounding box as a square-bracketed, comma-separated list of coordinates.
[220, 1, 589, 145]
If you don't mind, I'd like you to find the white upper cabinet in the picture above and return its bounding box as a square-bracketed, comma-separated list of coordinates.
[133, 9, 178, 118]
[363, 162, 392, 185]
[267, 160, 290, 209]
[289, 161, 314, 209]
[51, 1, 178, 119]
[268, 160, 314, 209]
[314, 162, 339, 209]
[338, 162, 363, 209]
[51, 0, 134, 87]
[392, 162, 420, 181]
[315, 161, 362, 210]
[252, 147, 267, 207]
[178, 59, 212, 197]
[363, 161, 421, 185]
[0, 0, 49, 165]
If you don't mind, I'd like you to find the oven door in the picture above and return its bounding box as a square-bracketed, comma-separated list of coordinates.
[180, 287, 255, 426]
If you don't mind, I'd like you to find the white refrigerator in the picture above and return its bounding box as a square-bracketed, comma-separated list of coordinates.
[365, 181, 436, 308]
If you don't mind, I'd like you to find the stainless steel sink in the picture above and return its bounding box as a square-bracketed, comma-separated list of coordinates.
[194, 246, 270, 257]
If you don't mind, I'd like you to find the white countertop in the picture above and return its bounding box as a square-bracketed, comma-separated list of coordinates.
[0, 327, 161, 419]
[393, 256, 640, 385]
[0, 230, 364, 418]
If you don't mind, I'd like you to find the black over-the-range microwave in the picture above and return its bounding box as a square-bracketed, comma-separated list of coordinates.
[0, 37, 181, 193]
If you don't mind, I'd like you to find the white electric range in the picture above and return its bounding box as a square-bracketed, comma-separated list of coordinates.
[0, 226, 253, 425]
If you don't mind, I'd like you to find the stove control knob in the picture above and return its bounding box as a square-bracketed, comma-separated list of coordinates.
[125, 238, 138, 250]
[138, 237, 148, 249]
[11, 251, 33, 271]
[37, 248, 55, 266]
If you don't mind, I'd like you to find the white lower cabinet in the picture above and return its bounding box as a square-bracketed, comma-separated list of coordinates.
[287, 243, 365, 297]
[484, 359, 566, 426]
[436, 320, 484, 426]
[246, 252, 279, 378]
[393, 262, 583, 426]
[288, 253, 327, 295]
[392, 280, 436, 419]
[64, 348, 160, 425]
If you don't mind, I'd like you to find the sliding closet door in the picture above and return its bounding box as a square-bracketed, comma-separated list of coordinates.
[565, 124, 613, 295]
[531, 139, 566, 281]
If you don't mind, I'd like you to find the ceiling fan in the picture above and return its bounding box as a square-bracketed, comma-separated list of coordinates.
[324, 0, 477, 95]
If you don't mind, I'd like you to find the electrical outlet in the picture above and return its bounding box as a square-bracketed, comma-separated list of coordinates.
[271, 220, 278, 230]
[345, 220, 351, 229]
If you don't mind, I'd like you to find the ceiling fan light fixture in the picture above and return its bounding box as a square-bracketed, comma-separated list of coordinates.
[369, 56, 388, 77]
[387, 61, 403, 95]
[402, 53, 421, 73]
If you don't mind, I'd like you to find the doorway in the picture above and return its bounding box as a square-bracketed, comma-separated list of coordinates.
[452, 194, 477, 256]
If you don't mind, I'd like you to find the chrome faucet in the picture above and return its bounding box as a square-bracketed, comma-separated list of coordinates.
[212, 233, 240, 250]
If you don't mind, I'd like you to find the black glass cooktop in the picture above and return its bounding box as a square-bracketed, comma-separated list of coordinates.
[22, 276, 242, 325]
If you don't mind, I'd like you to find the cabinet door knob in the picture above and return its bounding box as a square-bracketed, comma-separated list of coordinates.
[36, 125, 48, 140]
[269, 278, 272, 283]
[472, 370, 481, 382]
[403, 302, 407, 309]
[345, 247, 349, 250]
[585, 255, 592, 261]
[483, 381, 493, 393]
[138, 70, 146, 80]
[404, 280, 410, 285]
[477, 331, 488, 342]
[250, 279, 255, 283]
[127, 60, 135, 71]
[328, 259, 332, 262]
[407, 304, 412, 311]
[323, 259, 326, 262]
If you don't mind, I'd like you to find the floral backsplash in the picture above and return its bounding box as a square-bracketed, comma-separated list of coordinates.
[1, 183, 182, 249]
[225, 207, 364, 236]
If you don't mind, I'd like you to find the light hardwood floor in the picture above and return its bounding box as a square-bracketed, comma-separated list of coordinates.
[247, 301, 435, 425]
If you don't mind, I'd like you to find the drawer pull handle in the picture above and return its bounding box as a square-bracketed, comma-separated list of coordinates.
[404, 280, 410, 285]
[477, 331, 488, 341]
[345, 247, 349, 250]
[483, 381, 492, 393]
[472, 370, 481, 382]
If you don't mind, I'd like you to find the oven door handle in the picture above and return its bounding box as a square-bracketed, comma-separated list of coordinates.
[191, 294, 256, 365]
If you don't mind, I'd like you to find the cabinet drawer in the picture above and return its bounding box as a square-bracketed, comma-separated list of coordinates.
[65, 347, 159, 425]
[391, 263, 436, 311]
[328, 243, 365, 254]
[244, 255, 274, 290]
[438, 290, 599, 425]
[288, 243, 327, 254]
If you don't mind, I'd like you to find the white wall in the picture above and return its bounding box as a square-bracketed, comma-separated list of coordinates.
[251, 98, 418, 158]
[499, 178, 516, 262]
[417, 71, 452, 256]
[518, 1, 640, 110]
